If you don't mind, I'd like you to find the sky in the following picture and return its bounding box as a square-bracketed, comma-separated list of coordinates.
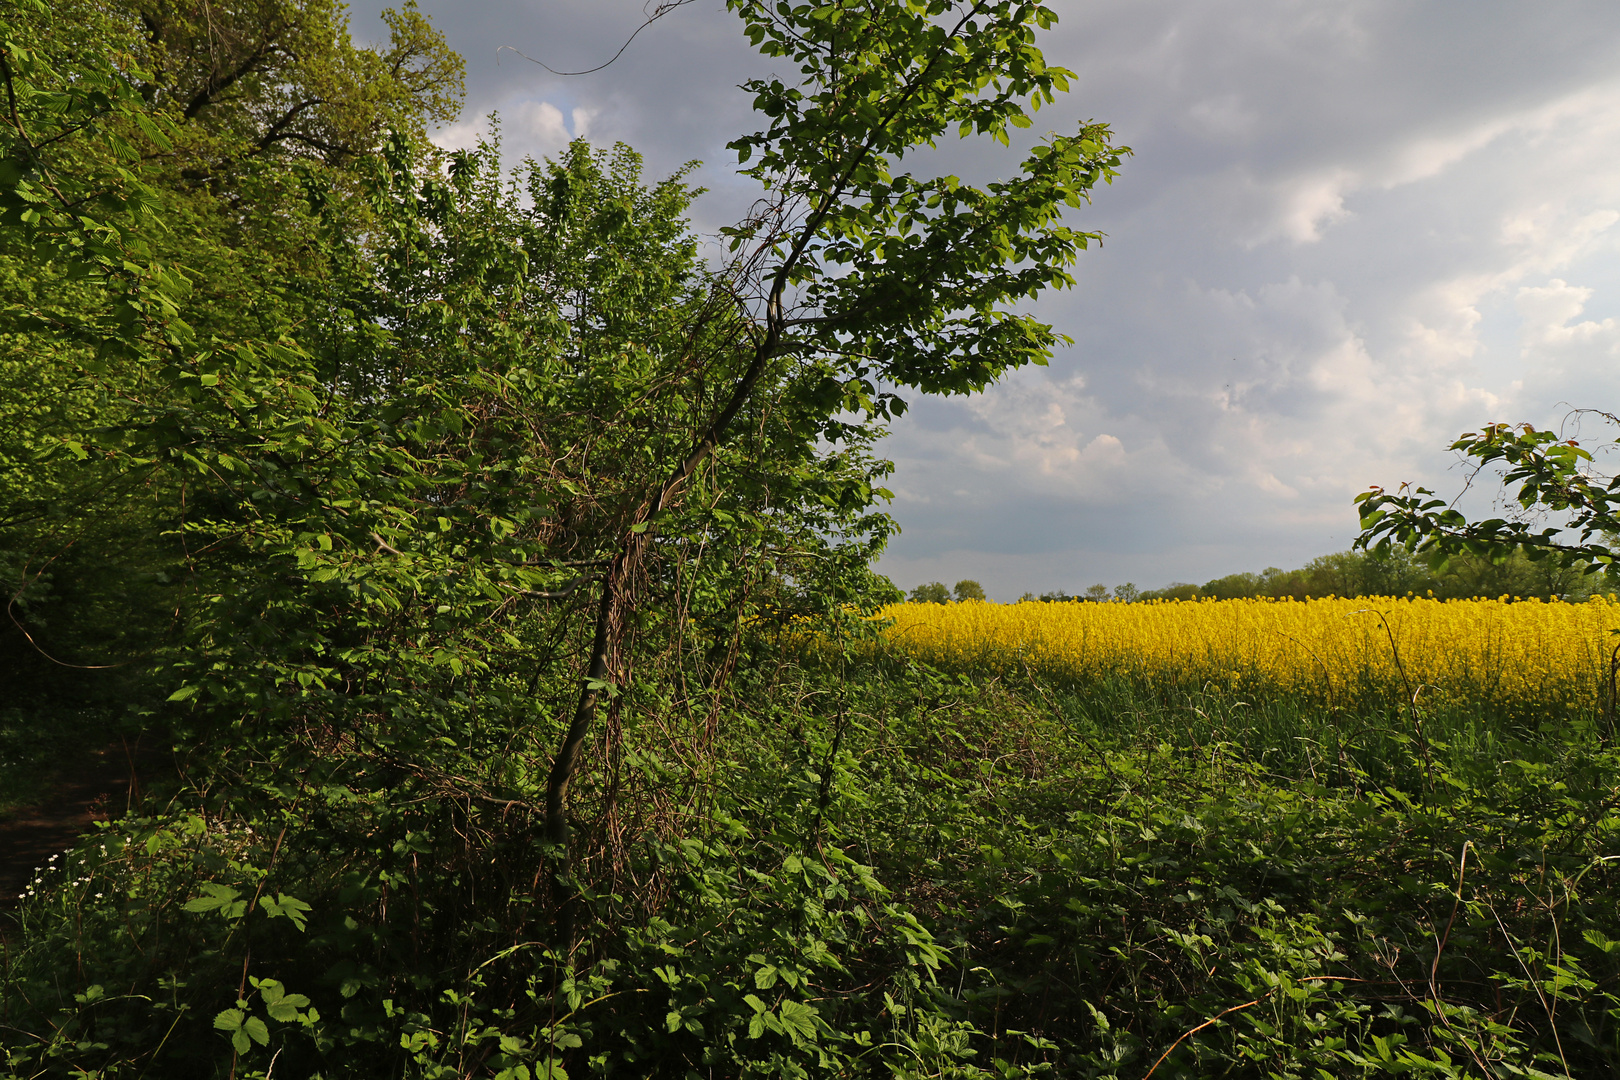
[348, 0, 1620, 600]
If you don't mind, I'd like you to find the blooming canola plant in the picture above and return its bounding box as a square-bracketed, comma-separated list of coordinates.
[881, 595, 1620, 713]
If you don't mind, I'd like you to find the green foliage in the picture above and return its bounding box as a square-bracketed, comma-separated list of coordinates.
[954, 579, 986, 603]
[1019, 586, 1137, 603]
[0, 707, 109, 815]
[132, 0, 464, 162]
[1357, 414, 1620, 575]
[723, 0, 1127, 406]
[907, 581, 987, 604]
[1124, 547, 1604, 604]
[5, 645, 1618, 1076]
[0, 0, 468, 754]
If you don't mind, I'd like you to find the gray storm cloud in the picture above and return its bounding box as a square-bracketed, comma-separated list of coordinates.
[349, 0, 1620, 600]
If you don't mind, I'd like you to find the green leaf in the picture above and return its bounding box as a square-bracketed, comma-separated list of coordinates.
[213, 1007, 268, 1053]
[584, 677, 618, 697]
[184, 883, 246, 919]
[131, 110, 173, 150]
[259, 892, 313, 931]
[255, 977, 312, 1021]
[776, 1000, 819, 1043]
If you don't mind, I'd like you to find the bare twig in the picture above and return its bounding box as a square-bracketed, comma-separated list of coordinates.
[1142, 975, 1364, 1080]
[499, 0, 698, 77]
[1141, 998, 1261, 1080]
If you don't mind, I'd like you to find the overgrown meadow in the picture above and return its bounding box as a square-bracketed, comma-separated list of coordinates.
[5, 605, 1620, 1077]
[2, 0, 1617, 1076]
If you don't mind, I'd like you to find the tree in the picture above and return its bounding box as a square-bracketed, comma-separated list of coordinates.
[1201, 571, 1260, 599]
[533, 0, 1127, 902]
[1084, 583, 1110, 602]
[1139, 582, 1200, 602]
[911, 582, 951, 604]
[0, 0, 469, 709]
[1114, 582, 1139, 603]
[1, 4, 925, 1057]
[131, 0, 463, 164]
[953, 579, 986, 602]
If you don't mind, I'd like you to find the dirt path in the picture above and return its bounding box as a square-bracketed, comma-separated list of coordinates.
[0, 738, 167, 908]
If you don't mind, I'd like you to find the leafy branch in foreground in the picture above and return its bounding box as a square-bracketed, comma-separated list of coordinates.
[1357, 413, 1620, 573]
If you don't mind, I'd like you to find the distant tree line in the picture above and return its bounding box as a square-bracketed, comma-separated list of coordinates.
[1017, 583, 1140, 604]
[916, 546, 1620, 605]
[909, 580, 987, 604]
[1146, 547, 1613, 602]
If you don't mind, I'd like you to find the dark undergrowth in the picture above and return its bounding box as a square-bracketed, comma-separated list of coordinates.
[0, 707, 133, 820]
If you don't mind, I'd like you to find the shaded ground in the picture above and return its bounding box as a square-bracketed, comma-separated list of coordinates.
[0, 738, 168, 912]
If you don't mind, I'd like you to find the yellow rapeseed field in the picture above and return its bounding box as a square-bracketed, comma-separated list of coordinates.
[879, 595, 1620, 710]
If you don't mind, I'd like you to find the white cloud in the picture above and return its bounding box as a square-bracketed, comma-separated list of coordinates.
[1513, 278, 1620, 402]
[1517, 279, 1601, 348]
[434, 99, 594, 160]
[1264, 169, 1356, 245]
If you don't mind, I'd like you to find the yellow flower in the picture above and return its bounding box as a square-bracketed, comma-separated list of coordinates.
[878, 595, 1620, 712]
